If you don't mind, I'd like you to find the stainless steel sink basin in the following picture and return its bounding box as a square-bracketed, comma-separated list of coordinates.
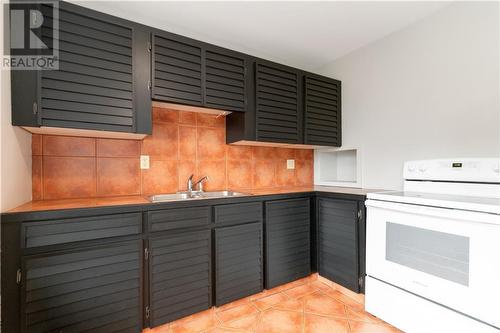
[148, 191, 249, 203]
[200, 191, 247, 198]
[148, 193, 192, 202]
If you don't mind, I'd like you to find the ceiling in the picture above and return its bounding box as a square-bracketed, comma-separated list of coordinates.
[73, 1, 451, 72]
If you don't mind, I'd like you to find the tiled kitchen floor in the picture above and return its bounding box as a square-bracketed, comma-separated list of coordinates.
[143, 275, 402, 333]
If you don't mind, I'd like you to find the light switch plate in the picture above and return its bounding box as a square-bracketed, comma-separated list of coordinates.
[140, 155, 150, 169]
[287, 159, 295, 170]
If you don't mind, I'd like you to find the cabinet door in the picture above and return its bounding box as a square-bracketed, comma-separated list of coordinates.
[255, 62, 301, 144]
[215, 222, 263, 306]
[318, 198, 360, 292]
[21, 240, 142, 333]
[152, 32, 203, 105]
[38, 3, 150, 133]
[265, 198, 311, 289]
[204, 47, 248, 112]
[149, 230, 211, 327]
[304, 75, 341, 146]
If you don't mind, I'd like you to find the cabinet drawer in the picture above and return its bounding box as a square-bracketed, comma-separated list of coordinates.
[22, 213, 142, 248]
[214, 202, 262, 226]
[148, 206, 211, 232]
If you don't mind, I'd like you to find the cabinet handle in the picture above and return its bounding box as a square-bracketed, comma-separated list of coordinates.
[32, 102, 38, 115]
[16, 269, 22, 285]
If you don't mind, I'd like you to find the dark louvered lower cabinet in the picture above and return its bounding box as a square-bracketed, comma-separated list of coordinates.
[214, 222, 263, 306]
[149, 230, 211, 327]
[304, 75, 341, 146]
[11, 2, 151, 135]
[21, 240, 142, 333]
[318, 198, 361, 292]
[255, 62, 301, 144]
[265, 198, 311, 289]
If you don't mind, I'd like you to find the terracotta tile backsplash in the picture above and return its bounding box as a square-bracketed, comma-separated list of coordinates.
[31, 107, 314, 200]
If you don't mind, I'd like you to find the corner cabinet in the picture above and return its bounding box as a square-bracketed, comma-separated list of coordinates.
[11, 2, 152, 137]
[152, 31, 251, 113]
[265, 198, 311, 289]
[317, 197, 365, 292]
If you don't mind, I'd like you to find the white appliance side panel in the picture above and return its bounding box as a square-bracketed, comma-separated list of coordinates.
[365, 277, 500, 333]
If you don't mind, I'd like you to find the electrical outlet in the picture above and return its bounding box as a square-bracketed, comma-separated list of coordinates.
[287, 159, 295, 170]
[140, 155, 150, 169]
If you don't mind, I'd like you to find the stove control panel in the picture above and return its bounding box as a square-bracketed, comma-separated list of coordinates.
[404, 158, 500, 183]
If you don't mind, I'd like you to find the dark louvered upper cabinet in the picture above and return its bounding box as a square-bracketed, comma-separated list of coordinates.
[204, 47, 249, 112]
[255, 61, 302, 144]
[152, 35, 250, 113]
[11, 2, 152, 138]
[227, 62, 342, 147]
[152, 32, 203, 106]
[304, 75, 342, 146]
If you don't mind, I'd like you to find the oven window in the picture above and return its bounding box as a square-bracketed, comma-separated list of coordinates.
[386, 222, 470, 286]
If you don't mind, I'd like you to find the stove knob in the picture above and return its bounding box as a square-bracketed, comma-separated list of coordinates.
[493, 164, 500, 174]
[407, 164, 416, 172]
[418, 165, 427, 172]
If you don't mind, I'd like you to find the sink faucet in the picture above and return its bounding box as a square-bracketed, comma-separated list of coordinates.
[187, 174, 209, 194]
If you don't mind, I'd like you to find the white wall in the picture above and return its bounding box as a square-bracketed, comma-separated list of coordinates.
[0, 13, 32, 212]
[317, 1, 500, 190]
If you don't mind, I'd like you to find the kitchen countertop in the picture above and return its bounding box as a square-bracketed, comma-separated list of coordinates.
[5, 186, 384, 214]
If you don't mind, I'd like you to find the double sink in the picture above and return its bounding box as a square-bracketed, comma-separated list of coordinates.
[149, 191, 250, 203]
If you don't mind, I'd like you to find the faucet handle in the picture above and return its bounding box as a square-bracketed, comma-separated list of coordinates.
[197, 176, 209, 192]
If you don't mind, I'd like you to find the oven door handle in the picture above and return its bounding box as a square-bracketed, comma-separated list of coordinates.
[365, 199, 500, 225]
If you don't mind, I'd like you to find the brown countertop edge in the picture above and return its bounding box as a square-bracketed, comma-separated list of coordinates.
[5, 186, 385, 214]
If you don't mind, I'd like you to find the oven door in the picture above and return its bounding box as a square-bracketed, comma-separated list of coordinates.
[366, 199, 500, 328]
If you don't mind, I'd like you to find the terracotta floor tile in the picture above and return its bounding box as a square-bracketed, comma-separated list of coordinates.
[310, 280, 332, 292]
[304, 313, 350, 333]
[255, 308, 303, 333]
[272, 298, 304, 313]
[222, 312, 260, 331]
[284, 283, 317, 299]
[215, 295, 254, 312]
[170, 309, 219, 333]
[206, 328, 248, 333]
[322, 289, 365, 312]
[345, 307, 385, 325]
[253, 292, 289, 311]
[302, 291, 347, 318]
[348, 320, 402, 333]
[216, 303, 259, 324]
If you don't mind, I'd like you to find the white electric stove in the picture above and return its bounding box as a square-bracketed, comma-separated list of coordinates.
[365, 158, 500, 333]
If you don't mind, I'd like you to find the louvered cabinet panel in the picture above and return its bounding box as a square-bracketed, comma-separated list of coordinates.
[255, 62, 300, 144]
[215, 222, 263, 306]
[153, 33, 203, 105]
[304, 75, 341, 146]
[318, 198, 360, 292]
[204, 49, 247, 112]
[265, 198, 311, 289]
[149, 230, 211, 327]
[21, 240, 142, 333]
[39, 4, 135, 133]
